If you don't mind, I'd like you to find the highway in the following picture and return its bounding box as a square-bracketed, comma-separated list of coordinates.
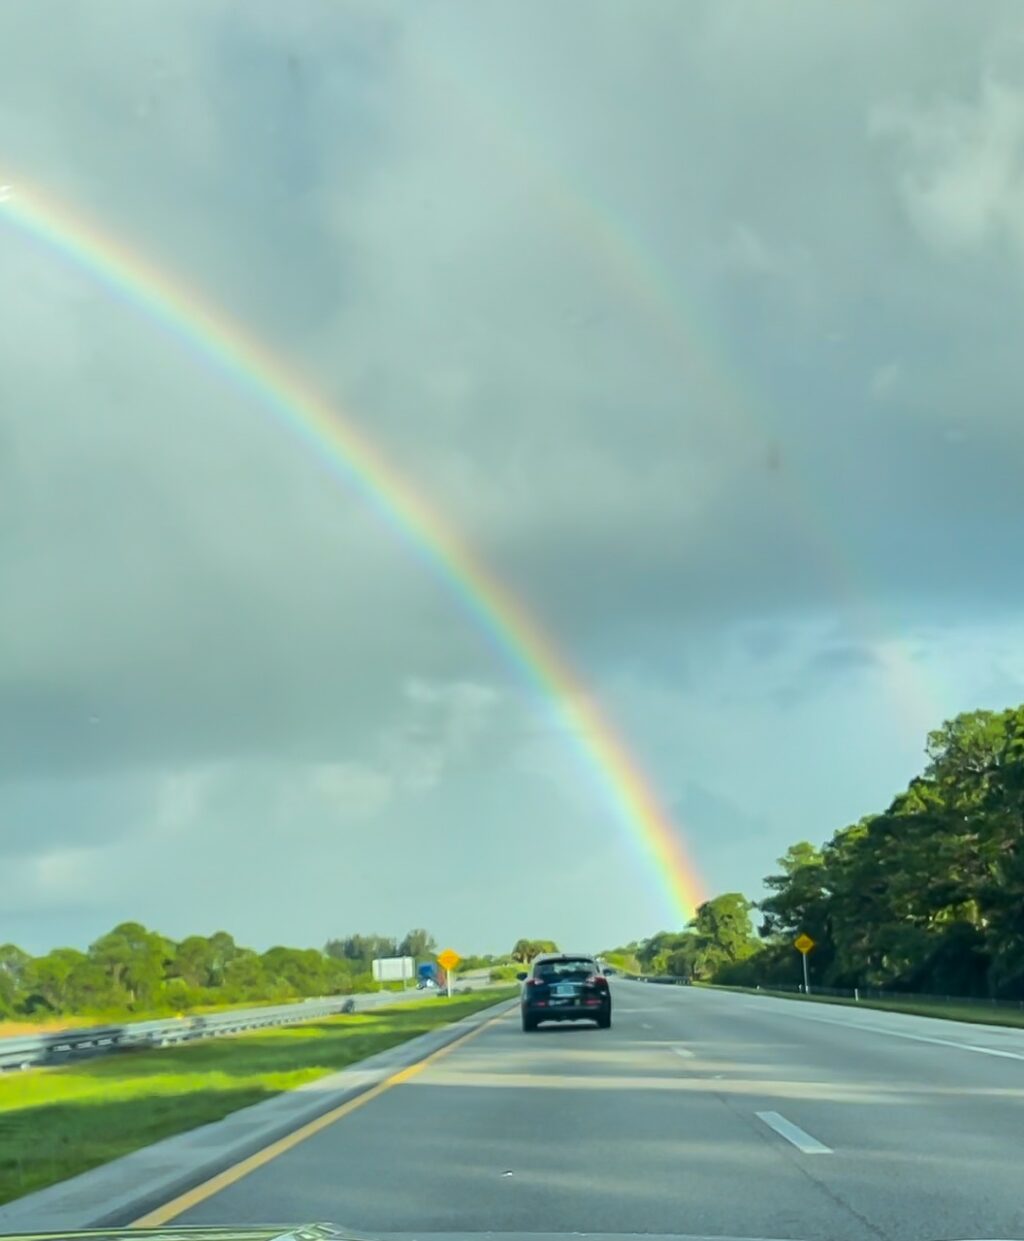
[169, 980, 1024, 1241]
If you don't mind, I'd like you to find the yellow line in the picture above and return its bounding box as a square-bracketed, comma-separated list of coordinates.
[131, 1007, 512, 1227]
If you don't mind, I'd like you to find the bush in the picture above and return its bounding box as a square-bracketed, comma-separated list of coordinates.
[713, 957, 766, 987]
[490, 964, 523, 982]
[161, 978, 207, 1012]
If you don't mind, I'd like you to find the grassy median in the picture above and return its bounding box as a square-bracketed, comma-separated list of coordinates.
[0, 987, 515, 1206]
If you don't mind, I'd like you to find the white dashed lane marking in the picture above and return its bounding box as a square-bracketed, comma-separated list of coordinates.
[756, 1110, 832, 1154]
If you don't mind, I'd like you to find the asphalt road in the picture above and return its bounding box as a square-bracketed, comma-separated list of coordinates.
[174, 980, 1024, 1240]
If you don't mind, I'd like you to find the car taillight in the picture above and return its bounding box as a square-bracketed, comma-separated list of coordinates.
[588, 974, 607, 986]
[526, 977, 544, 987]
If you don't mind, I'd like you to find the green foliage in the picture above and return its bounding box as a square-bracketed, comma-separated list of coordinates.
[621, 899, 758, 982]
[0, 944, 32, 1014]
[323, 934, 399, 968]
[0, 925, 467, 1021]
[88, 922, 172, 1005]
[744, 703, 1024, 998]
[510, 939, 559, 963]
[689, 893, 758, 977]
[170, 932, 240, 989]
[612, 704, 1024, 1000]
[398, 928, 437, 961]
[22, 948, 88, 1013]
[631, 931, 694, 975]
[489, 964, 523, 981]
[601, 950, 641, 973]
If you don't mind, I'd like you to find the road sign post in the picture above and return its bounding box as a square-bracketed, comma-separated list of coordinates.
[794, 934, 815, 994]
[437, 948, 461, 999]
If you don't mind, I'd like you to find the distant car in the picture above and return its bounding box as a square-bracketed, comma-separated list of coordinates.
[518, 953, 611, 1030]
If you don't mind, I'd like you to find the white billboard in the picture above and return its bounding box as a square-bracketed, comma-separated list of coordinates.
[372, 955, 415, 982]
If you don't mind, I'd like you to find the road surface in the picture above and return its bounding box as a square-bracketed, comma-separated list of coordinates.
[172, 980, 1024, 1240]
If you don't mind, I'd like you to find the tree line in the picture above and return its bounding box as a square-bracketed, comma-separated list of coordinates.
[0, 924, 444, 1019]
[602, 893, 757, 981]
[608, 705, 1024, 1000]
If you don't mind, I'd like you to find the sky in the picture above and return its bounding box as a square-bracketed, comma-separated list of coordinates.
[3, 0, 1024, 957]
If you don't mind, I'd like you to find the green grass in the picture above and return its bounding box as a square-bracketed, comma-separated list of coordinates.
[0, 987, 515, 1206]
[701, 982, 1024, 1028]
[488, 965, 523, 982]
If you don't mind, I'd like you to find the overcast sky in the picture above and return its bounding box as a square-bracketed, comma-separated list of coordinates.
[3, 1, 1024, 956]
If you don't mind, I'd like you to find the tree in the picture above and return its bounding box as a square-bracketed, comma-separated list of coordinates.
[89, 922, 172, 1005]
[760, 843, 826, 937]
[222, 950, 270, 1000]
[0, 944, 31, 1015]
[325, 935, 398, 967]
[23, 949, 88, 1012]
[511, 939, 559, 963]
[665, 934, 701, 980]
[64, 957, 126, 1011]
[758, 842, 835, 984]
[398, 929, 437, 960]
[262, 947, 332, 996]
[711, 703, 1024, 998]
[167, 932, 241, 990]
[171, 936, 218, 989]
[0, 921, 503, 1016]
[689, 893, 757, 979]
[636, 931, 692, 974]
[205, 931, 241, 986]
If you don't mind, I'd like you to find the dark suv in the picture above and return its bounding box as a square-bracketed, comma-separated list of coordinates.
[518, 953, 612, 1030]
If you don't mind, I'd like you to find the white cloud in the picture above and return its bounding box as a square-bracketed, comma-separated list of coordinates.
[872, 74, 1024, 257]
[311, 762, 394, 819]
[5, 847, 106, 913]
[382, 679, 502, 792]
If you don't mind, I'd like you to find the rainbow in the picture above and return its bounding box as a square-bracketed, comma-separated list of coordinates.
[0, 176, 707, 923]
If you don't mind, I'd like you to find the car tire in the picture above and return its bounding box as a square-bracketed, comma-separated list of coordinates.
[522, 1012, 538, 1032]
[596, 1009, 611, 1029]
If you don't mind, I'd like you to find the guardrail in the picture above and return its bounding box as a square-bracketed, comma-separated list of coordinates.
[0, 982, 483, 1072]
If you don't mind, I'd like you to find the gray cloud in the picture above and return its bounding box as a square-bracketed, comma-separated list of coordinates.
[3, 1, 1024, 951]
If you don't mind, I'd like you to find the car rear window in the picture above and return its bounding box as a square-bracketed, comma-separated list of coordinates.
[535, 958, 595, 980]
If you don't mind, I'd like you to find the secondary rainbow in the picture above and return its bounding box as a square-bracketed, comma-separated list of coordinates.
[0, 176, 706, 922]
[420, 55, 946, 740]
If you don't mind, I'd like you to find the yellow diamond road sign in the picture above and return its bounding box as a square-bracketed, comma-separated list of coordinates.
[437, 948, 461, 972]
[794, 934, 815, 955]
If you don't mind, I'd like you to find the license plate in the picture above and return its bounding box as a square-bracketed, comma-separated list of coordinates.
[553, 985, 578, 999]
